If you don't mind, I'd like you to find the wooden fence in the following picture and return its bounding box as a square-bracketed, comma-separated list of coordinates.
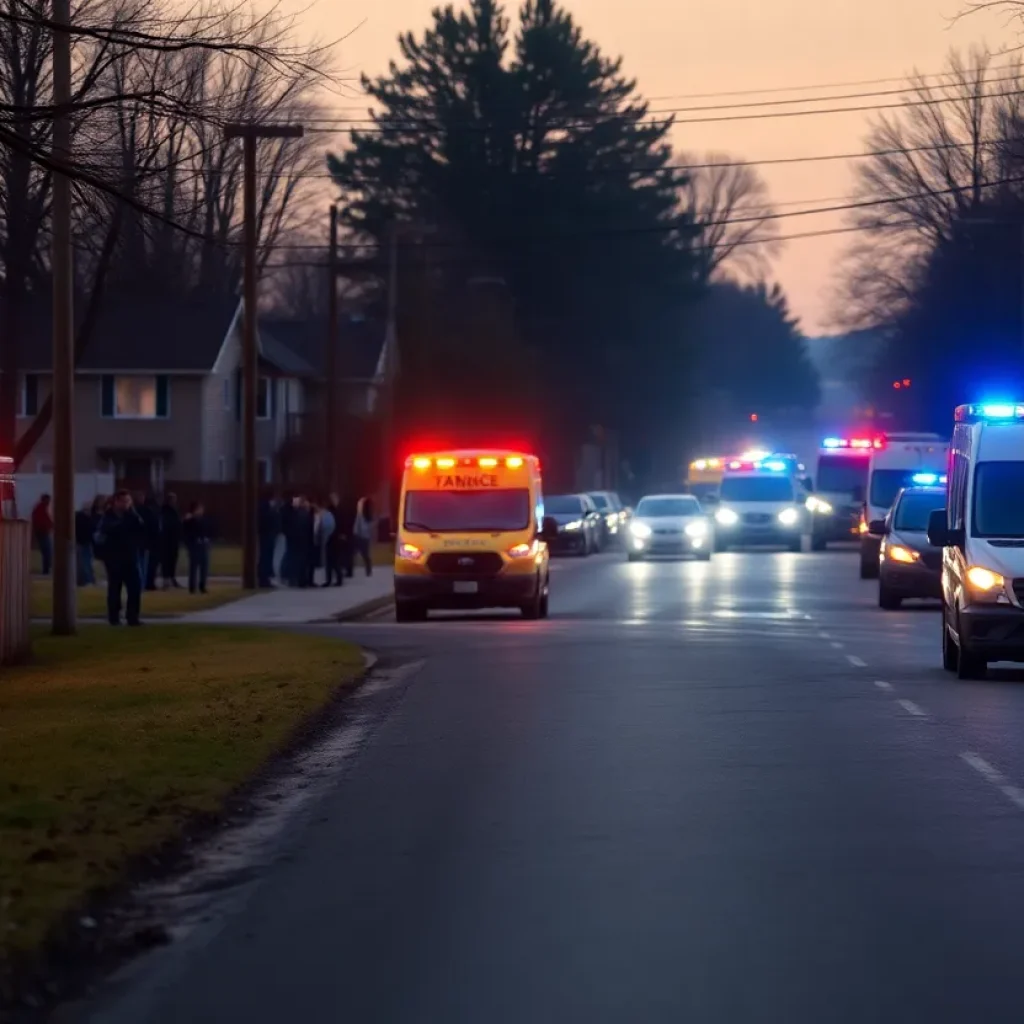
[0, 519, 31, 666]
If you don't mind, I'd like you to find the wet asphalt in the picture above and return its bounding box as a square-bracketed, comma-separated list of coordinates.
[76, 547, 1024, 1023]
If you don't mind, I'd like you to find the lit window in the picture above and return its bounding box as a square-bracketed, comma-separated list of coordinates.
[101, 375, 169, 419]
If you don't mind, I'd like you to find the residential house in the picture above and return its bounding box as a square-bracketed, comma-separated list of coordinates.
[259, 311, 388, 484]
[11, 297, 387, 491]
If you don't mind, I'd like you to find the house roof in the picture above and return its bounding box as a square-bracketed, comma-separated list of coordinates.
[259, 313, 386, 381]
[12, 294, 241, 373]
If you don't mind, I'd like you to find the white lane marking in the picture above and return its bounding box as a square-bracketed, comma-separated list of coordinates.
[830, 641, 844, 649]
[818, 631, 831, 640]
[960, 752, 1024, 812]
[896, 699, 927, 717]
[874, 680, 893, 691]
[961, 752, 1005, 785]
[846, 655, 867, 667]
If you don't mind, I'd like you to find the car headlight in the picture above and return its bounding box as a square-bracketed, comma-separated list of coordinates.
[806, 496, 833, 515]
[778, 507, 800, 526]
[685, 520, 707, 537]
[562, 520, 582, 531]
[715, 507, 739, 526]
[630, 521, 652, 539]
[887, 544, 919, 564]
[966, 565, 1004, 592]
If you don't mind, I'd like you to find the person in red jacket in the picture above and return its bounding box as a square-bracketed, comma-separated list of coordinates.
[31, 494, 53, 575]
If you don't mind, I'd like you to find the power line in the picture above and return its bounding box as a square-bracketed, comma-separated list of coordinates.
[301, 87, 1024, 134]
[258, 219, 919, 272]
[239, 173, 1024, 252]
[304, 74, 1024, 125]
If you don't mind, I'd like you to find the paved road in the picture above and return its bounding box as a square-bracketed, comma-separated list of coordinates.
[80, 549, 1024, 1023]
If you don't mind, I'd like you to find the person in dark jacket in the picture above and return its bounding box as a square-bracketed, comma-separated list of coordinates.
[258, 491, 281, 588]
[160, 493, 182, 588]
[31, 494, 53, 575]
[182, 501, 212, 594]
[323, 492, 344, 587]
[96, 490, 147, 626]
[75, 501, 95, 586]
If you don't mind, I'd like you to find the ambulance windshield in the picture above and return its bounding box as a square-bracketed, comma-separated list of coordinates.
[404, 489, 532, 532]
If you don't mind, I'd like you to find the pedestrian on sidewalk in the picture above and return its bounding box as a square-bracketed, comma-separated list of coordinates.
[160, 492, 182, 588]
[258, 489, 281, 588]
[96, 490, 146, 626]
[323, 492, 344, 586]
[338, 491, 357, 578]
[31, 494, 53, 575]
[75, 500, 95, 585]
[318, 499, 338, 587]
[308, 500, 323, 587]
[352, 496, 375, 577]
[183, 501, 212, 594]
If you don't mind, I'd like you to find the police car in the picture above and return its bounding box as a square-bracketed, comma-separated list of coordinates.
[927, 403, 1024, 678]
[874, 483, 946, 609]
[712, 454, 807, 552]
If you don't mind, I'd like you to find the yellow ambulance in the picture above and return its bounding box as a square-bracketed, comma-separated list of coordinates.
[393, 449, 556, 622]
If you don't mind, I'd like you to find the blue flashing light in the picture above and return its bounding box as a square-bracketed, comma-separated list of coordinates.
[980, 403, 1019, 419]
[911, 472, 947, 486]
[822, 437, 842, 449]
[762, 460, 787, 472]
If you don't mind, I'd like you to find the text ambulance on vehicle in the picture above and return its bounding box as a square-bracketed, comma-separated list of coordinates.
[927, 403, 1024, 679]
[393, 450, 556, 622]
[712, 453, 808, 552]
[808, 436, 875, 551]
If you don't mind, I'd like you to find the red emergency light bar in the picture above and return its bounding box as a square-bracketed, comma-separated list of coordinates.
[821, 436, 885, 452]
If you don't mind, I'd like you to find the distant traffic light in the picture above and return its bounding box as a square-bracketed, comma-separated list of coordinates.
[750, 413, 758, 422]
[893, 381, 901, 389]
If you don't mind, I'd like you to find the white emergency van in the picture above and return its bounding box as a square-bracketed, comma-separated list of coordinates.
[713, 453, 808, 552]
[859, 432, 948, 579]
[927, 403, 1024, 679]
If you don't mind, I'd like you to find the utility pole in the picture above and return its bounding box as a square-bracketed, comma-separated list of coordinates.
[325, 205, 338, 491]
[223, 122, 303, 589]
[380, 222, 400, 531]
[51, 0, 75, 634]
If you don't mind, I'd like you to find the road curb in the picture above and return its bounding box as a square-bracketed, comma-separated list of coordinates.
[325, 593, 394, 623]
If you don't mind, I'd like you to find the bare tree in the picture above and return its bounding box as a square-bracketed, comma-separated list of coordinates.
[0, 0, 337, 465]
[681, 154, 781, 281]
[830, 47, 1024, 329]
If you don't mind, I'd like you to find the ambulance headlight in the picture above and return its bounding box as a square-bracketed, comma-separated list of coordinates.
[685, 520, 708, 538]
[715, 508, 739, 526]
[778, 507, 800, 527]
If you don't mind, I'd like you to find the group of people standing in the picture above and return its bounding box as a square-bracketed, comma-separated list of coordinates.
[258, 491, 376, 589]
[32, 490, 215, 626]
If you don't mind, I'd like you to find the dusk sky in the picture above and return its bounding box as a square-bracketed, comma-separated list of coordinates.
[303, 0, 1015, 336]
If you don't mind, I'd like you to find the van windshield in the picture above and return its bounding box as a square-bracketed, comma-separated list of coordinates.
[869, 469, 932, 510]
[404, 489, 531, 532]
[816, 455, 869, 495]
[972, 463, 1024, 538]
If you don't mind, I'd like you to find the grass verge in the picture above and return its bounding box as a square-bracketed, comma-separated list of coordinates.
[30, 580, 245, 619]
[32, 542, 395, 578]
[0, 626, 364, 972]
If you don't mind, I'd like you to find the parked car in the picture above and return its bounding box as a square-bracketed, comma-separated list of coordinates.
[545, 493, 603, 555]
[587, 490, 627, 546]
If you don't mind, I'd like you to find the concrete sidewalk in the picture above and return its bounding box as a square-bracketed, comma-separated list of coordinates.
[180, 570, 394, 624]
